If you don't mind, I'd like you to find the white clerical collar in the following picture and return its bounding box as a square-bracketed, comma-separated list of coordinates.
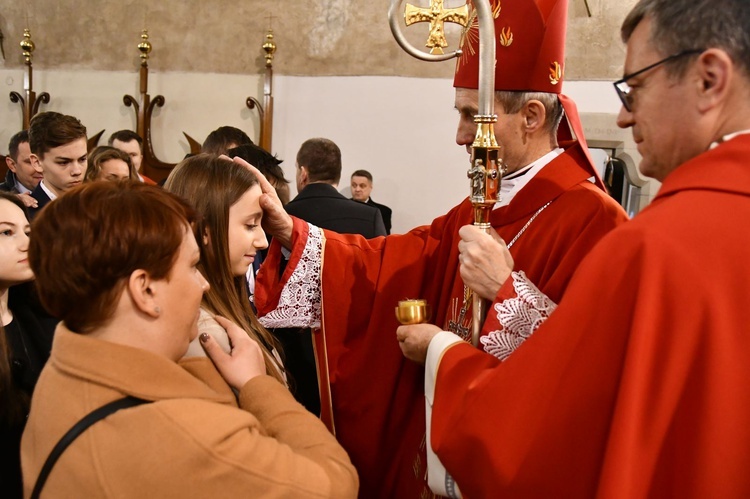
[494, 148, 564, 209]
[709, 129, 750, 149]
[40, 180, 58, 201]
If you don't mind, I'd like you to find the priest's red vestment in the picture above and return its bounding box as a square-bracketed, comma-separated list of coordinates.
[431, 135, 750, 498]
[257, 142, 627, 498]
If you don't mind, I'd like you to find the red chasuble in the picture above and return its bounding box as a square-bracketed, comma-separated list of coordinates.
[257, 141, 627, 498]
[431, 135, 750, 498]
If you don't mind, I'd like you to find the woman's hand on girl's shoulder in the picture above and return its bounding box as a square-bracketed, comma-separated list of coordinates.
[200, 315, 267, 390]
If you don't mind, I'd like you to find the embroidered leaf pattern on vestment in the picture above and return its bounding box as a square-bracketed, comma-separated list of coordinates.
[480, 271, 557, 361]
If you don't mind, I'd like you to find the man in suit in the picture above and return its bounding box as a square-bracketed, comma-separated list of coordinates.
[289, 138, 386, 238]
[281, 137, 386, 415]
[28, 112, 88, 219]
[351, 169, 393, 234]
[2, 130, 42, 208]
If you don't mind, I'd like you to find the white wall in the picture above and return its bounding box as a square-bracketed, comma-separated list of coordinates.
[0, 70, 654, 233]
[0, 68, 265, 163]
[274, 75, 469, 233]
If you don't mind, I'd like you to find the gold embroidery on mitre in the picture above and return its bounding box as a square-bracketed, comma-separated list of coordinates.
[549, 61, 563, 85]
[499, 26, 513, 47]
[456, 0, 502, 72]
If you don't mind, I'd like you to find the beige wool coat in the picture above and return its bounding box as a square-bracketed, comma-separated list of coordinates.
[21, 325, 358, 498]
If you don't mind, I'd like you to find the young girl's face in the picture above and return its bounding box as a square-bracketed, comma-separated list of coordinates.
[0, 199, 33, 286]
[226, 184, 268, 276]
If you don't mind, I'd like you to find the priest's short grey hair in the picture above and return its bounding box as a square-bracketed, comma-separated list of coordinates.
[495, 91, 563, 137]
[622, 0, 750, 78]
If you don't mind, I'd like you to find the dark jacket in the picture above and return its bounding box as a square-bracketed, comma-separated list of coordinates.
[1, 283, 58, 499]
[0, 170, 18, 192]
[363, 198, 393, 235]
[28, 184, 53, 220]
[287, 183, 387, 238]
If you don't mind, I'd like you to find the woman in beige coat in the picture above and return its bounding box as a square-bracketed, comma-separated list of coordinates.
[20, 181, 358, 498]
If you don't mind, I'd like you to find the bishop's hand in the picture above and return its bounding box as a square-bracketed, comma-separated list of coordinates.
[457, 224, 514, 301]
[397, 323, 441, 364]
[233, 156, 294, 248]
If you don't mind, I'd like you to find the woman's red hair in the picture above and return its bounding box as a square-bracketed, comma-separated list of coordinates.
[29, 182, 196, 333]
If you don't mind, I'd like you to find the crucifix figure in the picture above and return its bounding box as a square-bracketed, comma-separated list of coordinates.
[404, 0, 470, 54]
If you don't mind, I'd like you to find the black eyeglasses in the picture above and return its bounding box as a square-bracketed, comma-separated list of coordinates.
[613, 49, 704, 112]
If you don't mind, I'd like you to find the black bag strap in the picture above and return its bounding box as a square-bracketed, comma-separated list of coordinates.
[31, 396, 151, 499]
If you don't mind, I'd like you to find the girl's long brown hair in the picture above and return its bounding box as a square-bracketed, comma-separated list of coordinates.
[165, 154, 285, 383]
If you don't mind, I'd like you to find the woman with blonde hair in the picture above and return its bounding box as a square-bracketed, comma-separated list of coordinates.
[165, 154, 286, 383]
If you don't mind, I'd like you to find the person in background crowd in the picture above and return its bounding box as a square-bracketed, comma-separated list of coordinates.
[227, 144, 291, 206]
[108, 130, 157, 185]
[84, 146, 138, 183]
[350, 169, 392, 235]
[290, 138, 386, 238]
[2, 131, 42, 208]
[201, 126, 253, 155]
[27, 112, 88, 218]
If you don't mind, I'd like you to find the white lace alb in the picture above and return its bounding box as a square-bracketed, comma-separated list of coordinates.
[258, 224, 323, 329]
[479, 271, 557, 361]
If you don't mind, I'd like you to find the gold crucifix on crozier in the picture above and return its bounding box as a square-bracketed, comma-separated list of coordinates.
[404, 0, 470, 54]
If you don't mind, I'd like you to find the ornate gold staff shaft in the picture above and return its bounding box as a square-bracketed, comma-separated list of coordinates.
[465, 0, 500, 347]
[468, 120, 501, 346]
[389, 0, 500, 347]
